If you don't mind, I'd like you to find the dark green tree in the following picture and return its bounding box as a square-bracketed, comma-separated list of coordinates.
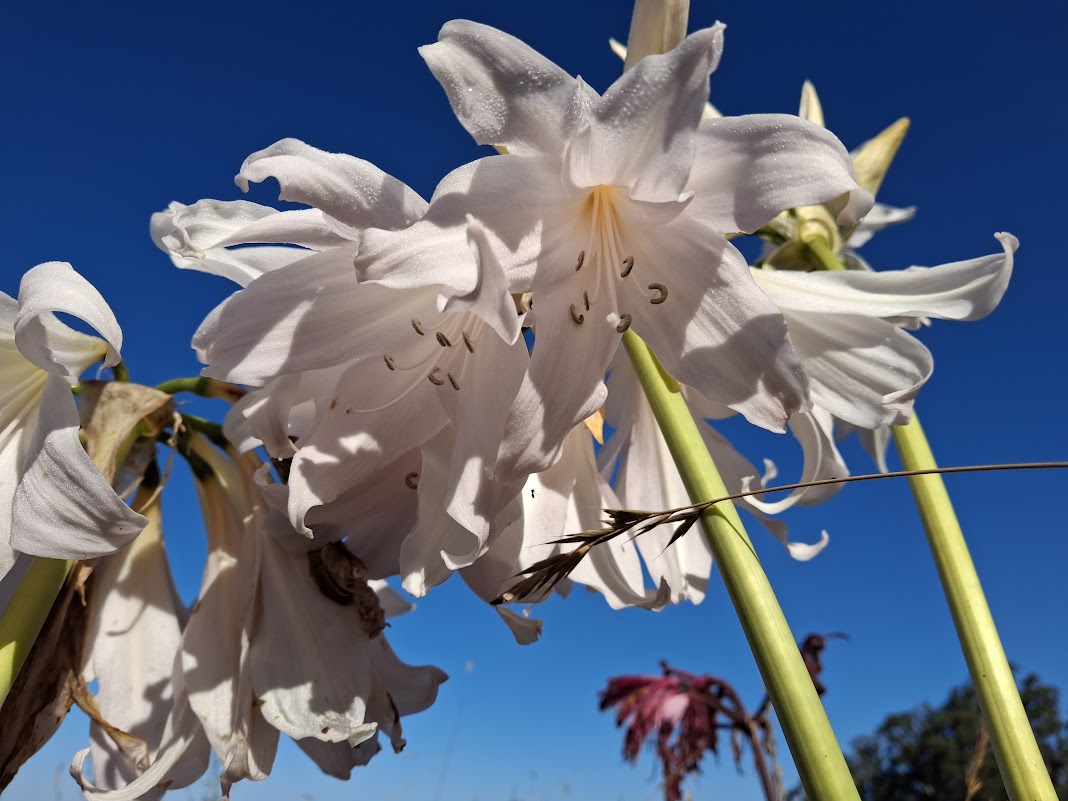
[844, 674, 1068, 801]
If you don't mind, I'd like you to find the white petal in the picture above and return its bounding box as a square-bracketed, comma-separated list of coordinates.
[11, 375, 147, 559]
[195, 250, 429, 385]
[286, 371, 445, 534]
[356, 154, 575, 295]
[154, 199, 352, 255]
[82, 494, 194, 794]
[568, 25, 724, 201]
[15, 262, 119, 378]
[686, 114, 873, 234]
[744, 410, 848, 514]
[236, 138, 427, 234]
[496, 284, 618, 479]
[444, 216, 524, 344]
[846, 202, 916, 248]
[251, 535, 376, 744]
[782, 310, 932, 429]
[625, 219, 809, 432]
[753, 233, 1017, 321]
[420, 20, 582, 156]
[369, 637, 447, 717]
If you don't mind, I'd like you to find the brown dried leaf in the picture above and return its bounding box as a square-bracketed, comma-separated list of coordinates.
[0, 563, 93, 790]
[77, 381, 173, 483]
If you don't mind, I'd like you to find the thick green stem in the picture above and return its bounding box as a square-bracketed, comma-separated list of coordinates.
[0, 557, 71, 710]
[623, 331, 859, 801]
[157, 376, 246, 403]
[801, 237, 845, 272]
[892, 416, 1056, 801]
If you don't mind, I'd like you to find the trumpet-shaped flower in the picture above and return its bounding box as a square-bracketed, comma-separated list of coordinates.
[0, 263, 146, 586]
[156, 140, 530, 595]
[355, 20, 872, 478]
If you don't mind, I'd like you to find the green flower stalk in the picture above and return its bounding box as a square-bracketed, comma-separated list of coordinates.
[893, 417, 1057, 801]
[623, 331, 860, 801]
[0, 557, 71, 710]
[802, 233, 1054, 801]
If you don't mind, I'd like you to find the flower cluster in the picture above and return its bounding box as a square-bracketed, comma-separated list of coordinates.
[0, 8, 1017, 800]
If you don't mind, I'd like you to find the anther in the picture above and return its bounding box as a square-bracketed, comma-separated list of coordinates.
[428, 368, 445, 385]
[648, 283, 669, 304]
[620, 256, 635, 278]
[615, 313, 633, 333]
[405, 472, 419, 489]
[575, 250, 586, 271]
[447, 372, 461, 391]
[436, 332, 452, 347]
[411, 318, 425, 335]
[462, 331, 475, 353]
[569, 304, 585, 325]
[583, 291, 590, 311]
[383, 353, 396, 371]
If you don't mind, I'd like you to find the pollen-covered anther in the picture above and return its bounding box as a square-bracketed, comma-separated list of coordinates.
[447, 372, 461, 391]
[411, 318, 425, 335]
[405, 472, 419, 489]
[569, 304, 585, 325]
[428, 368, 445, 385]
[583, 291, 590, 311]
[436, 332, 452, 347]
[615, 313, 633, 333]
[462, 331, 475, 353]
[620, 256, 635, 278]
[648, 283, 668, 304]
[383, 353, 396, 371]
[575, 250, 586, 271]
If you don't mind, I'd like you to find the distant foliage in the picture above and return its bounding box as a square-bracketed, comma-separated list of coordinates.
[796, 674, 1068, 800]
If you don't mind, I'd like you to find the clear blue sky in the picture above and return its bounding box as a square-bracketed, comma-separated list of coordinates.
[3, 1, 1068, 799]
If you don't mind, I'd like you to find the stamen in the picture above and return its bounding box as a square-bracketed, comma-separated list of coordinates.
[447, 372, 461, 390]
[569, 304, 585, 325]
[575, 250, 586, 271]
[383, 353, 396, 371]
[405, 472, 419, 489]
[620, 256, 635, 278]
[648, 283, 669, 304]
[462, 331, 475, 353]
[583, 291, 590, 311]
[428, 368, 445, 385]
[615, 313, 633, 333]
[436, 332, 452, 347]
[411, 318, 425, 335]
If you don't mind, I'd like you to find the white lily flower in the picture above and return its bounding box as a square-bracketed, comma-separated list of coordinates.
[78, 435, 447, 800]
[0, 263, 146, 586]
[78, 489, 210, 799]
[356, 20, 872, 479]
[752, 233, 1017, 431]
[158, 141, 530, 592]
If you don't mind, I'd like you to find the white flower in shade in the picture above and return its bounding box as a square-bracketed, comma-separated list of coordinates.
[0, 262, 146, 588]
[157, 140, 530, 596]
[73, 435, 446, 800]
[355, 20, 872, 479]
[77, 487, 210, 800]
